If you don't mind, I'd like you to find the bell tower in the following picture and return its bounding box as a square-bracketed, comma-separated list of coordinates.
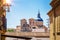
[48, 0, 60, 40]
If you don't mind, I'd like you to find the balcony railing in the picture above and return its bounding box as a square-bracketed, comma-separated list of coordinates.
[0, 32, 32, 40]
[0, 32, 49, 40]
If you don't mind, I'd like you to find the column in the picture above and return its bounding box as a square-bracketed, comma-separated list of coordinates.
[58, 16, 60, 32]
[59, 16, 60, 32]
[0, 33, 1, 40]
[1, 35, 5, 40]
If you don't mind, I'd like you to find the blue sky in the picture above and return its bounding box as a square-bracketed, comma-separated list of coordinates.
[6, 0, 52, 28]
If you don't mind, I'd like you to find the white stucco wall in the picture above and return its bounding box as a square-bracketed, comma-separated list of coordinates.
[31, 37, 49, 40]
[5, 37, 25, 40]
[32, 29, 45, 32]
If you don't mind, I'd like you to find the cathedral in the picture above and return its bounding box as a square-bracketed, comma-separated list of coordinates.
[16, 11, 48, 32]
[29, 11, 48, 32]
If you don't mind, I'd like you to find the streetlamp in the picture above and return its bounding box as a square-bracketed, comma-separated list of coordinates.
[0, 0, 12, 33]
[2, 0, 11, 12]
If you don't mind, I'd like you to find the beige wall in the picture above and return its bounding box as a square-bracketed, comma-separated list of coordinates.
[36, 21, 43, 26]
[29, 18, 35, 26]
[55, 5, 60, 40]
[21, 19, 27, 26]
[48, 0, 60, 40]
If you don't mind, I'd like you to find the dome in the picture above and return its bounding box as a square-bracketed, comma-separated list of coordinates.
[37, 18, 43, 21]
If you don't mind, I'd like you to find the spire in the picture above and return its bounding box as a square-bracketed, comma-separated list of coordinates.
[36, 9, 43, 21]
[37, 10, 41, 18]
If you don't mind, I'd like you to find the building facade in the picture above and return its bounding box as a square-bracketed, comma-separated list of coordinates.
[29, 11, 48, 32]
[29, 11, 43, 29]
[0, 0, 7, 33]
[21, 19, 31, 32]
[21, 19, 27, 27]
[47, 0, 60, 40]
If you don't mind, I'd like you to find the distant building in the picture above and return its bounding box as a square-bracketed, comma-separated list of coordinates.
[16, 10, 48, 32]
[16, 25, 21, 32]
[21, 19, 27, 27]
[36, 11, 43, 27]
[32, 26, 48, 32]
[29, 18, 35, 26]
[29, 11, 48, 32]
[21, 19, 31, 32]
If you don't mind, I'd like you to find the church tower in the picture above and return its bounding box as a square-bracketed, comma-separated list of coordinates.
[36, 10, 43, 28]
